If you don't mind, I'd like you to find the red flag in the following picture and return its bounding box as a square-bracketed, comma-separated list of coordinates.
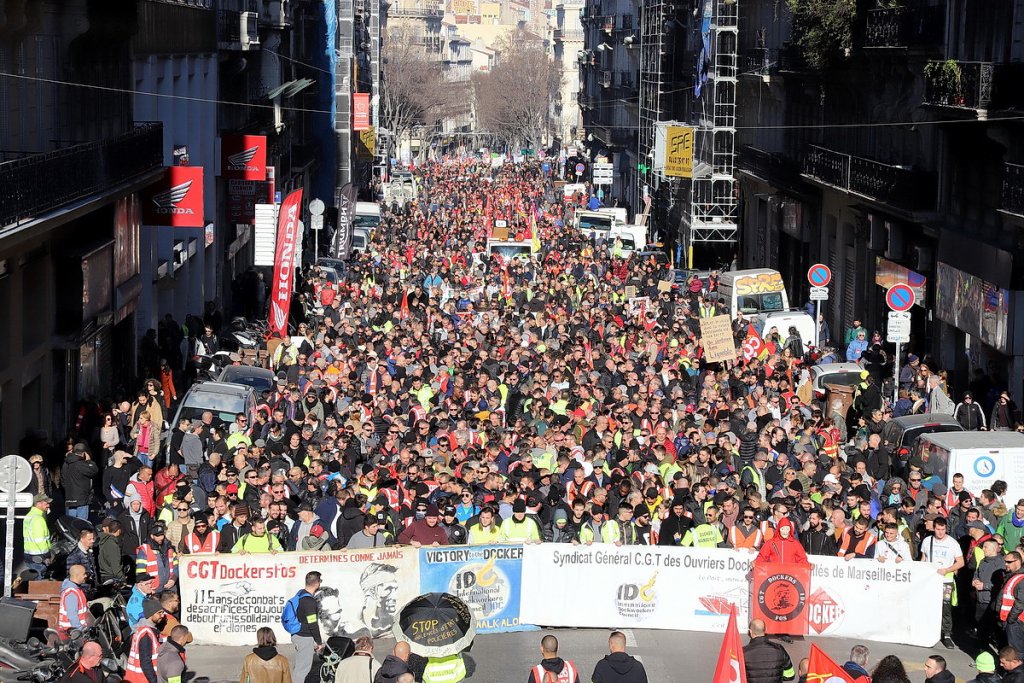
[399, 290, 410, 321]
[269, 189, 303, 338]
[712, 605, 747, 683]
[806, 644, 855, 683]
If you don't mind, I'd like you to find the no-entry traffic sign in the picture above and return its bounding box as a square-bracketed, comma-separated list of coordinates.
[885, 284, 916, 312]
[575, 163, 586, 174]
[807, 263, 831, 287]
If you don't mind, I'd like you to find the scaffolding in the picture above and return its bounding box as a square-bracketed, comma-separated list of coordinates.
[636, 0, 666, 213]
[689, 0, 738, 245]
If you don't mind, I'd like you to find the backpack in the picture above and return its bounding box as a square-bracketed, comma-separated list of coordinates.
[197, 463, 218, 494]
[281, 590, 306, 635]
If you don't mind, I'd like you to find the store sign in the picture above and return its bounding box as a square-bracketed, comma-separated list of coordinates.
[221, 134, 268, 181]
[875, 257, 926, 306]
[353, 93, 371, 131]
[663, 125, 694, 178]
[935, 261, 1011, 353]
[141, 167, 205, 227]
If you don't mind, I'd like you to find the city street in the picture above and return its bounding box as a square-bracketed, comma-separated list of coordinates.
[187, 628, 977, 682]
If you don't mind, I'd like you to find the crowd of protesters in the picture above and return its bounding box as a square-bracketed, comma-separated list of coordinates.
[18, 160, 1024, 682]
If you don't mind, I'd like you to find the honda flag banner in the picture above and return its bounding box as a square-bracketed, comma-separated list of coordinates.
[353, 93, 371, 131]
[141, 166, 204, 227]
[519, 545, 942, 646]
[269, 189, 303, 338]
[179, 546, 418, 646]
[221, 134, 268, 181]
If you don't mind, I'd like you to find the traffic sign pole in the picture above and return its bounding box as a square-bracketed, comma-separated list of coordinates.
[885, 284, 916, 407]
[1, 455, 32, 598]
[893, 341, 901, 407]
[807, 264, 832, 354]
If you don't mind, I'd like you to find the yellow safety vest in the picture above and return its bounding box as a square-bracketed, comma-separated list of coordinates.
[467, 524, 501, 545]
[23, 507, 51, 555]
[683, 524, 723, 548]
[500, 517, 540, 543]
[423, 655, 467, 683]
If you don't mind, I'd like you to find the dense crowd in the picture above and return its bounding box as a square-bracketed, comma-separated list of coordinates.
[20, 160, 1023, 682]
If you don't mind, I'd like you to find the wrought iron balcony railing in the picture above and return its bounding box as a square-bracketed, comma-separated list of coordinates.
[804, 144, 934, 211]
[1002, 162, 1024, 217]
[920, 60, 1024, 111]
[0, 123, 164, 229]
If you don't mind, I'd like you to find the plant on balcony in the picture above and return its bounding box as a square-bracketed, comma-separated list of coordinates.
[924, 59, 963, 105]
[786, 0, 856, 71]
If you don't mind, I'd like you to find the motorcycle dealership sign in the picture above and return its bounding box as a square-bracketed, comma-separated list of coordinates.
[221, 134, 268, 181]
[141, 167, 204, 227]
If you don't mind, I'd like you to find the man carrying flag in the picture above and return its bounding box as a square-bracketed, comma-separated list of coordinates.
[743, 619, 795, 683]
[713, 605, 747, 683]
[805, 644, 857, 683]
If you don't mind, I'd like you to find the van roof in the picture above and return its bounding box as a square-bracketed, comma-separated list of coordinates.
[920, 431, 1024, 449]
[889, 413, 962, 429]
[187, 381, 254, 398]
[721, 269, 781, 279]
[355, 202, 380, 214]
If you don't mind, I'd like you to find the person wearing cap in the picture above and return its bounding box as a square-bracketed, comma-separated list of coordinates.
[398, 503, 449, 547]
[179, 512, 219, 555]
[126, 574, 156, 628]
[442, 505, 468, 545]
[968, 651, 1001, 683]
[501, 499, 542, 543]
[288, 502, 335, 551]
[955, 390, 988, 431]
[137, 523, 178, 589]
[219, 503, 252, 552]
[22, 492, 52, 577]
[125, 598, 166, 683]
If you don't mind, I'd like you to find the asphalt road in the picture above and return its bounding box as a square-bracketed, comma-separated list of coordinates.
[187, 628, 979, 682]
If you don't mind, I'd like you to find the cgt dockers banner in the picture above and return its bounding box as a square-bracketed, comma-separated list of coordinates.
[418, 545, 535, 633]
[180, 546, 418, 646]
[519, 545, 942, 647]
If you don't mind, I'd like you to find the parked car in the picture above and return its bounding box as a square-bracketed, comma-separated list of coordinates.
[810, 362, 865, 400]
[217, 365, 276, 395]
[170, 381, 257, 431]
[882, 413, 965, 464]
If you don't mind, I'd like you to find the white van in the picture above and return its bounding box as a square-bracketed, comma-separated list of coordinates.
[915, 431, 1024, 502]
[762, 310, 816, 352]
[354, 202, 381, 233]
[718, 269, 790, 318]
[574, 210, 615, 240]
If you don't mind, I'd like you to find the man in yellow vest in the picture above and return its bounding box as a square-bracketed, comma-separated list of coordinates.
[500, 500, 541, 543]
[23, 493, 53, 577]
[423, 653, 470, 683]
[682, 505, 726, 548]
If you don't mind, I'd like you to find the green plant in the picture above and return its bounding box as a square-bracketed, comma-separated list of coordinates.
[925, 59, 963, 103]
[786, 0, 856, 71]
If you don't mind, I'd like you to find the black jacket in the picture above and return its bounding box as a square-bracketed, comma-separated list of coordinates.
[743, 636, 795, 683]
[591, 652, 648, 683]
[117, 510, 152, 557]
[374, 655, 412, 683]
[926, 670, 955, 683]
[335, 502, 365, 548]
[296, 591, 323, 644]
[62, 452, 98, 508]
[801, 528, 837, 556]
[527, 657, 573, 683]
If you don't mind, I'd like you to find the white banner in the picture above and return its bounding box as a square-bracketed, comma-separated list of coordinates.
[179, 546, 419, 646]
[520, 545, 942, 647]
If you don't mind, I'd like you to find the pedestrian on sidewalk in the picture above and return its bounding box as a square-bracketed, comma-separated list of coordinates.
[287, 571, 323, 683]
[591, 631, 647, 683]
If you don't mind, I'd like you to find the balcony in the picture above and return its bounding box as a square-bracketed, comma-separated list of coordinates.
[0, 123, 164, 230]
[863, 6, 943, 49]
[922, 60, 1024, 114]
[553, 28, 585, 42]
[1002, 163, 1024, 218]
[136, 0, 216, 55]
[258, 0, 290, 27]
[803, 145, 935, 212]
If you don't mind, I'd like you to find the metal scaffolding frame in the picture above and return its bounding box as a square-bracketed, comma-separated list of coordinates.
[689, 0, 738, 245]
[636, 0, 667, 211]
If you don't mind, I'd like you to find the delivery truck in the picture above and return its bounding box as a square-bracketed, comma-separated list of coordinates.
[914, 431, 1024, 503]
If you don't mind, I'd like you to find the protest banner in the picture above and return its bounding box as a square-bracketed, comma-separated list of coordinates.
[179, 546, 418, 646]
[419, 545, 535, 633]
[700, 315, 737, 364]
[750, 561, 811, 635]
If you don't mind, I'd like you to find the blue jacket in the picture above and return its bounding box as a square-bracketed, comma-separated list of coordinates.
[126, 586, 147, 628]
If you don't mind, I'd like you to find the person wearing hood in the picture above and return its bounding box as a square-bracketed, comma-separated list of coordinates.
[657, 495, 694, 546]
[239, 627, 292, 683]
[526, 635, 578, 683]
[126, 467, 157, 518]
[156, 624, 190, 683]
[755, 517, 808, 565]
[591, 631, 647, 683]
[335, 495, 366, 547]
[62, 442, 98, 520]
[97, 519, 126, 584]
[119, 489, 153, 557]
[954, 391, 987, 431]
[374, 642, 412, 683]
[126, 598, 166, 683]
[923, 655, 955, 683]
[998, 499, 1024, 552]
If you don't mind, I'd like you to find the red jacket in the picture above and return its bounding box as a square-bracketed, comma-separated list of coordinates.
[755, 519, 809, 566]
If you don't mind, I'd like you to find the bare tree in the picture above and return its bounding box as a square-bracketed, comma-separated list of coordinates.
[379, 27, 449, 160]
[473, 33, 560, 151]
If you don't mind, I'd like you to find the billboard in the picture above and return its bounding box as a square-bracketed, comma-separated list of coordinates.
[141, 167, 205, 227]
[654, 123, 694, 179]
[935, 261, 1011, 353]
[353, 93, 371, 131]
[875, 257, 926, 306]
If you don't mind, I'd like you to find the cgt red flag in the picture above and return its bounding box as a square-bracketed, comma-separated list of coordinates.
[712, 605, 747, 683]
[806, 644, 855, 683]
[399, 289, 410, 321]
[269, 189, 304, 338]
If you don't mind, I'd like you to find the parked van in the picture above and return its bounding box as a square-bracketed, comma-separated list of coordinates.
[762, 310, 816, 352]
[914, 431, 1024, 501]
[718, 269, 789, 318]
[486, 239, 533, 260]
[574, 210, 615, 239]
[354, 202, 381, 233]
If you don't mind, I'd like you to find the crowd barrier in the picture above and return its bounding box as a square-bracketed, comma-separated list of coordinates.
[179, 544, 942, 647]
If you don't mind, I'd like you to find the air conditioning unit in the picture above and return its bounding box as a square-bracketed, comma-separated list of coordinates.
[240, 11, 259, 50]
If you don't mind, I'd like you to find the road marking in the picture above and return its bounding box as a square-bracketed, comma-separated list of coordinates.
[622, 629, 637, 647]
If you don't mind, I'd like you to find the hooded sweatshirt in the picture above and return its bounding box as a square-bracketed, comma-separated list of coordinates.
[591, 651, 648, 683]
[526, 657, 574, 683]
[374, 654, 412, 683]
[755, 518, 809, 565]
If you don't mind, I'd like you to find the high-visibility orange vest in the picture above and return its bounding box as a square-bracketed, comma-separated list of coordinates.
[58, 585, 89, 635]
[531, 660, 579, 683]
[1000, 573, 1024, 622]
[183, 530, 220, 554]
[838, 529, 877, 557]
[729, 524, 764, 550]
[124, 623, 160, 683]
